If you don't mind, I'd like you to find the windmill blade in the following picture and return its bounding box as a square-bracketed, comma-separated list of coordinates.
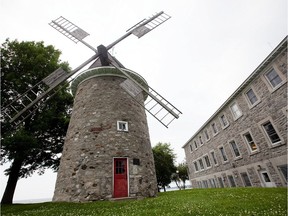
[2, 11, 173, 127]
[106, 11, 172, 50]
[126, 11, 171, 38]
[1, 53, 100, 126]
[49, 16, 97, 52]
[111, 62, 182, 128]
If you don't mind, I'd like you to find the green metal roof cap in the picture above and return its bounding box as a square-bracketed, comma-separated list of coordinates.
[71, 67, 149, 98]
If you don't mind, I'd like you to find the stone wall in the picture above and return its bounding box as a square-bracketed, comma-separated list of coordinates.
[53, 68, 157, 202]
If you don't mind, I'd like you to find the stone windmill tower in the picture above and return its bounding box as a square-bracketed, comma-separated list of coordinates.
[2, 12, 181, 202]
[52, 55, 158, 201]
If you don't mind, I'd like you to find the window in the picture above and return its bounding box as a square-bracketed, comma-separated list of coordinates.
[199, 158, 204, 170]
[262, 121, 281, 145]
[209, 178, 216, 188]
[202, 180, 209, 188]
[261, 172, 271, 183]
[245, 88, 259, 107]
[219, 146, 228, 162]
[243, 132, 258, 152]
[229, 140, 241, 158]
[220, 114, 229, 128]
[230, 102, 242, 120]
[278, 165, 288, 182]
[211, 123, 218, 134]
[241, 172, 252, 187]
[228, 175, 236, 187]
[204, 155, 211, 168]
[218, 177, 224, 188]
[265, 68, 283, 88]
[194, 140, 198, 149]
[210, 151, 218, 165]
[204, 130, 210, 141]
[117, 121, 128, 131]
[193, 161, 199, 172]
[199, 136, 203, 145]
[189, 144, 193, 152]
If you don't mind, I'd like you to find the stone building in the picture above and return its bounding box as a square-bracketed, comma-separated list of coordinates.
[183, 37, 287, 188]
[53, 55, 157, 202]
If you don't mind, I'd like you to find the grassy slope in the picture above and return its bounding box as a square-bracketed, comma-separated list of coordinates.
[1, 188, 287, 216]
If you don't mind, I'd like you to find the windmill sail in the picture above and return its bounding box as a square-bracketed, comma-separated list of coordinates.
[2, 11, 180, 128]
[112, 62, 182, 128]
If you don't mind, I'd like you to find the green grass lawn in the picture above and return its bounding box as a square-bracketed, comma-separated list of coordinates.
[1, 188, 287, 216]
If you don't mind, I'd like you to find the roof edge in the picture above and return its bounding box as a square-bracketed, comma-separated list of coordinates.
[182, 36, 288, 148]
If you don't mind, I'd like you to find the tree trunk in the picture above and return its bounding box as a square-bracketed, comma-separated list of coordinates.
[174, 180, 181, 190]
[1, 158, 23, 204]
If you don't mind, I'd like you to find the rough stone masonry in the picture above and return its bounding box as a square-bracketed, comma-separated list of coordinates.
[53, 67, 158, 202]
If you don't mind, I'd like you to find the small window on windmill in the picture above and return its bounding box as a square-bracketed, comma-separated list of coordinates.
[117, 121, 128, 132]
[133, 158, 140, 165]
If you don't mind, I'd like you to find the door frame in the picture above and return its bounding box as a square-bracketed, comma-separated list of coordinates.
[113, 157, 129, 198]
[259, 170, 276, 187]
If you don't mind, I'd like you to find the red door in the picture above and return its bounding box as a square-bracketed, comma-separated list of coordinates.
[114, 158, 128, 198]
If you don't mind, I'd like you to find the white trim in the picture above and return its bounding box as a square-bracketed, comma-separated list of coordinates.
[262, 65, 287, 93]
[243, 86, 261, 109]
[228, 139, 242, 160]
[229, 102, 243, 121]
[258, 117, 284, 148]
[117, 121, 129, 132]
[241, 129, 259, 154]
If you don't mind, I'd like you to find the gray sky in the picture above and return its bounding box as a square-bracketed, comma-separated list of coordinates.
[1, 0, 287, 202]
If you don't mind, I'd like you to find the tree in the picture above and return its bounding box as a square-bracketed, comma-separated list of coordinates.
[172, 162, 189, 190]
[0, 39, 73, 204]
[152, 142, 176, 192]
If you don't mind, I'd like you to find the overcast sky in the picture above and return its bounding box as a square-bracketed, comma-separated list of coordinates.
[1, 0, 287, 202]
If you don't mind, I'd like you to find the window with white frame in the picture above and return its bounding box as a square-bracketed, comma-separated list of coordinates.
[220, 114, 229, 128]
[229, 140, 241, 158]
[117, 121, 128, 131]
[278, 165, 287, 182]
[204, 129, 210, 141]
[240, 172, 252, 187]
[210, 151, 218, 165]
[209, 178, 216, 188]
[245, 88, 260, 107]
[194, 140, 198, 149]
[199, 136, 203, 145]
[189, 144, 193, 152]
[198, 158, 204, 170]
[230, 102, 242, 120]
[204, 155, 211, 168]
[219, 146, 228, 162]
[265, 68, 283, 88]
[211, 122, 218, 135]
[228, 175, 236, 187]
[193, 161, 199, 172]
[243, 131, 258, 152]
[262, 121, 281, 145]
[218, 177, 224, 188]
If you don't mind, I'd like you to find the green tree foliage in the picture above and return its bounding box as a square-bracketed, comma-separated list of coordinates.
[172, 162, 189, 190]
[152, 142, 176, 192]
[0, 39, 73, 204]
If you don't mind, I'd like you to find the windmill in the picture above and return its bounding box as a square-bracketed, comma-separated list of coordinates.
[1, 11, 181, 128]
[2, 12, 182, 202]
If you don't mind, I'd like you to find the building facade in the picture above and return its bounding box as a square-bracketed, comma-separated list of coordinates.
[183, 37, 287, 188]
